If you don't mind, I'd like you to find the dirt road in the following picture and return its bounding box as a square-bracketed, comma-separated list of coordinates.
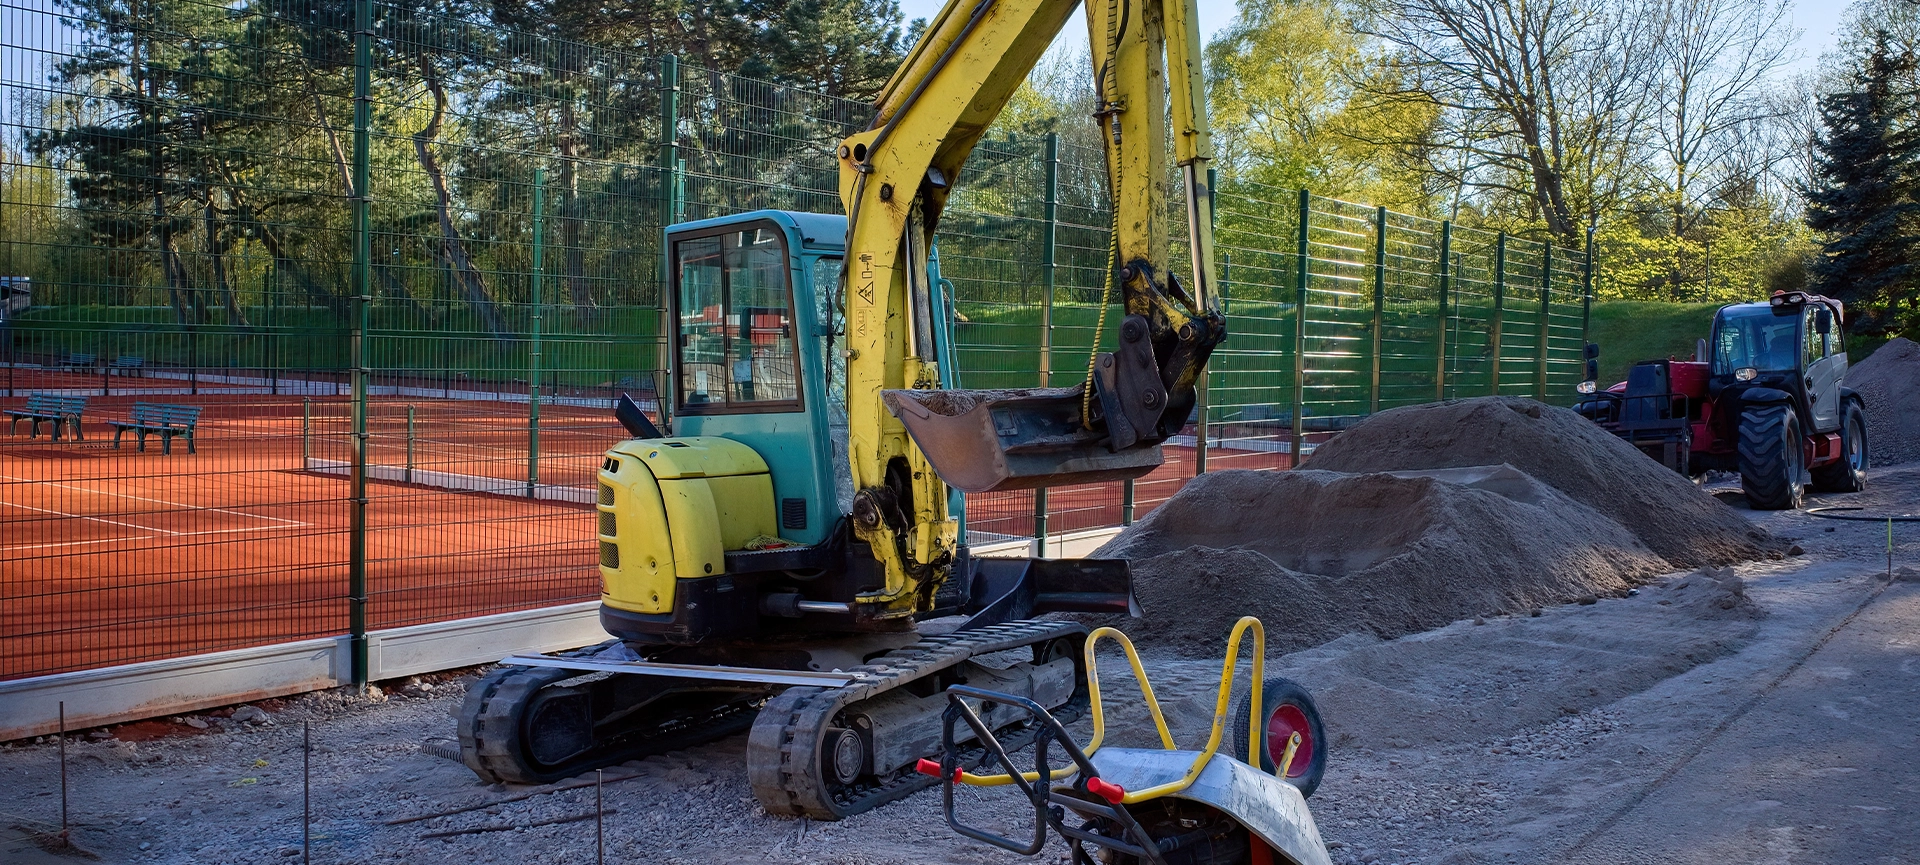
[2, 468, 1915, 865]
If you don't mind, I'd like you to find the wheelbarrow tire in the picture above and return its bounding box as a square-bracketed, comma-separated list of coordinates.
[1230, 676, 1328, 799]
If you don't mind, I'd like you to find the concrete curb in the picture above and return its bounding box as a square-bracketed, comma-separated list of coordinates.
[0, 601, 605, 740]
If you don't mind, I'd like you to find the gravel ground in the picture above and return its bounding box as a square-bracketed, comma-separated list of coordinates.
[4, 467, 1916, 865]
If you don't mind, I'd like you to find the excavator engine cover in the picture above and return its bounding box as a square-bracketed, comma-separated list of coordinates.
[882, 386, 1163, 493]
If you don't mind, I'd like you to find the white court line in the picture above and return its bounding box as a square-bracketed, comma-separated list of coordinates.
[0, 474, 310, 528]
[0, 499, 185, 534]
[0, 536, 157, 553]
[0, 498, 303, 550]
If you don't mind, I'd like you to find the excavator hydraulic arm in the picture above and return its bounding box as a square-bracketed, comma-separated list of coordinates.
[837, 0, 1225, 618]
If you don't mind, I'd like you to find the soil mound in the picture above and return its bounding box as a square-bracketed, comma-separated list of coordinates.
[1086, 467, 1669, 655]
[1664, 567, 1766, 620]
[1303, 396, 1776, 567]
[1845, 336, 1920, 467]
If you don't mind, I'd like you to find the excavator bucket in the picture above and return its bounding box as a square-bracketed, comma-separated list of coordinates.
[883, 386, 1164, 493]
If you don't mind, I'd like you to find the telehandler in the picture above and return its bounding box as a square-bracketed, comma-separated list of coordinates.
[1573, 289, 1868, 509]
[458, 0, 1248, 824]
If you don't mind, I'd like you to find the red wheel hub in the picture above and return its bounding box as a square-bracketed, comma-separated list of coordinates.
[1265, 704, 1314, 777]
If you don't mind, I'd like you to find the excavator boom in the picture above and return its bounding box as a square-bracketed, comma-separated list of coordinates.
[838, 0, 1225, 608]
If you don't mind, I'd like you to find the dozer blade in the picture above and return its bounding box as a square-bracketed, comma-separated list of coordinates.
[961, 554, 1138, 630]
[882, 386, 1163, 493]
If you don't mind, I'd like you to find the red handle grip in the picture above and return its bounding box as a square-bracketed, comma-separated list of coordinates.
[915, 758, 962, 782]
[1085, 776, 1126, 804]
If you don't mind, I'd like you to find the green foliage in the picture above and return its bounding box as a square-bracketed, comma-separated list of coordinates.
[1205, 0, 1435, 212]
[1804, 31, 1920, 335]
[1594, 194, 1818, 303]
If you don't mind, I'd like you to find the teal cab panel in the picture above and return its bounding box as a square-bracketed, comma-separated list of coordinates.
[664, 210, 846, 547]
[662, 209, 965, 547]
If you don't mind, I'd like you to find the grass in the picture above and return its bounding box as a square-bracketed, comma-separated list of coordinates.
[1585, 301, 1720, 384]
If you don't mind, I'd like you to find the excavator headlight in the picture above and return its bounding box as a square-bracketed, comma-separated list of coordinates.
[1575, 380, 1597, 394]
[1734, 367, 1758, 381]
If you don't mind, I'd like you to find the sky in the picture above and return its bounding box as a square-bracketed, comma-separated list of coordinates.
[893, 0, 1849, 77]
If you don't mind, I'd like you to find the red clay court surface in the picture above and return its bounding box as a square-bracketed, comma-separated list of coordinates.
[3, 372, 1299, 681]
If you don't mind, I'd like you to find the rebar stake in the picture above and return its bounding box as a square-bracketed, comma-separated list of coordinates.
[596, 769, 604, 865]
[58, 700, 68, 844]
[304, 720, 311, 865]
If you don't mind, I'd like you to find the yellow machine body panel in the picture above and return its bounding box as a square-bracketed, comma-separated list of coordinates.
[597, 437, 778, 615]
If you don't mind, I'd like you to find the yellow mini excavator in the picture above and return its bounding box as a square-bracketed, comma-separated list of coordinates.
[457, 0, 1227, 820]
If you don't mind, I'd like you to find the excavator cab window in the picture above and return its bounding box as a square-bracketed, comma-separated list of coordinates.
[674, 225, 802, 413]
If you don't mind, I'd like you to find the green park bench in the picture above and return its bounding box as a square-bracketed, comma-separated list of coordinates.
[111, 355, 146, 376]
[5, 393, 89, 441]
[110, 402, 203, 454]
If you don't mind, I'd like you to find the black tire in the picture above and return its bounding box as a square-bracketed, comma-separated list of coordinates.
[1738, 403, 1805, 510]
[1229, 677, 1328, 799]
[1811, 402, 1868, 493]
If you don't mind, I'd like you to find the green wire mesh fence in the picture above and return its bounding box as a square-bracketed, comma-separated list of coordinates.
[0, 0, 1592, 680]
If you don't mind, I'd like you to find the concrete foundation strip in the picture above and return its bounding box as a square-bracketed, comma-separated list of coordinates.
[1559, 570, 1898, 858]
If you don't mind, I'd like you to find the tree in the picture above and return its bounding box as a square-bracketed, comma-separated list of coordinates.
[1206, 0, 1435, 210]
[1804, 32, 1920, 334]
[746, 0, 911, 100]
[1646, 0, 1794, 298]
[1358, 0, 1662, 242]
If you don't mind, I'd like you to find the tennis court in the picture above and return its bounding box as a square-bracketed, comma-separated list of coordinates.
[1, 388, 602, 680]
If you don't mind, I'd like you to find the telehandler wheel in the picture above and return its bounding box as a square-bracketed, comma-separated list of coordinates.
[1229, 677, 1327, 798]
[1811, 402, 1868, 493]
[1738, 403, 1804, 510]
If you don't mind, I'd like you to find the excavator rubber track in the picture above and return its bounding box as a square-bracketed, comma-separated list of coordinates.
[748, 618, 1089, 819]
[460, 644, 767, 785]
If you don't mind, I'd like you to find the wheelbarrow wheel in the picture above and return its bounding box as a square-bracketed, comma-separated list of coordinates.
[1230, 676, 1328, 798]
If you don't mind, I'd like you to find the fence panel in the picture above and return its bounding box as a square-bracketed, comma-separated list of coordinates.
[1, 0, 1593, 681]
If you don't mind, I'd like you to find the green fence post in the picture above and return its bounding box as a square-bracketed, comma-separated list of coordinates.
[302, 396, 311, 463]
[1491, 233, 1506, 397]
[659, 56, 681, 231]
[529, 167, 545, 499]
[1122, 480, 1136, 527]
[1436, 220, 1451, 401]
[1536, 242, 1551, 400]
[1583, 227, 1595, 349]
[1035, 133, 1056, 556]
[658, 55, 681, 293]
[1291, 189, 1310, 467]
[1371, 205, 1386, 415]
[347, 0, 372, 688]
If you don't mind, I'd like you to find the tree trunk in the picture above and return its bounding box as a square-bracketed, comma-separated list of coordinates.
[558, 94, 592, 314]
[205, 195, 251, 328]
[412, 54, 511, 343]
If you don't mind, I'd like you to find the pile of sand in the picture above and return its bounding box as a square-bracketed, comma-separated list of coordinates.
[1086, 465, 1670, 655]
[1304, 397, 1778, 567]
[1845, 336, 1920, 467]
[1662, 567, 1766, 620]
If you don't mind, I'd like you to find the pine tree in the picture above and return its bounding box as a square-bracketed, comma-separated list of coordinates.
[1804, 31, 1920, 335]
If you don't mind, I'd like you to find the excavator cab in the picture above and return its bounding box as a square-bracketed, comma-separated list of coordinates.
[659, 210, 885, 547]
